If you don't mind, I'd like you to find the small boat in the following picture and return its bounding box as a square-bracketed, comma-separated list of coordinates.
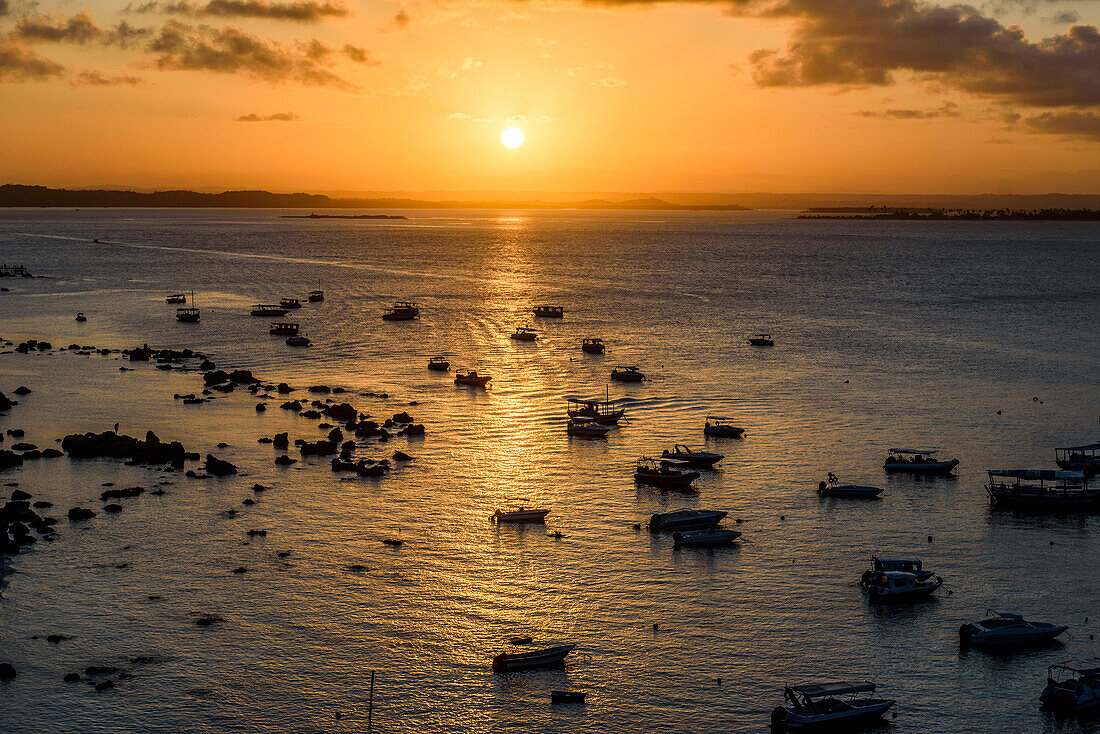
[307, 289, 325, 303]
[270, 322, 299, 336]
[673, 527, 741, 547]
[1041, 658, 1100, 712]
[165, 294, 186, 304]
[704, 416, 746, 438]
[660, 445, 723, 468]
[817, 474, 883, 499]
[279, 297, 302, 309]
[771, 681, 895, 731]
[490, 502, 550, 523]
[959, 610, 1067, 647]
[382, 301, 420, 321]
[748, 333, 774, 346]
[567, 395, 625, 425]
[533, 305, 564, 318]
[634, 457, 698, 489]
[454, 369, 491, 387]
[986, 469, 1099, 509]
[582, 338, 605, 354]
[567, 417, 612, 438]
[649, 509, 728, 532]
[75, 312, 87, 322]
[427, 356, 450, 371]
[492, 643, 575, 674]
[286, 335, 311, 347]
[176, 291, 200, 322]
[859, 556, 943, 600]
[884, 448, 959, 475]
[611, 366, 645, 382]
[510, 325, 538, 341]
[550, 690, 586, 704]
[1056, 442, 1100, 476]
[251, 304, 289, 317]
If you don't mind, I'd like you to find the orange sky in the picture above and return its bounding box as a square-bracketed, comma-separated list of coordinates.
[0, 0, 1098, 193]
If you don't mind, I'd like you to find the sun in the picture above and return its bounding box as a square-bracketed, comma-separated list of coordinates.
[501, 127, 524, 149]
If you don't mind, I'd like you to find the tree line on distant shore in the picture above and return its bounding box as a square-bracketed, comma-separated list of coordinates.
[799, 208, 1100, 221]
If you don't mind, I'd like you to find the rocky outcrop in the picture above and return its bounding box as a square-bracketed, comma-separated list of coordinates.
[62, 431, 187, 469]
[205, 455, 237, 476]
[67, 507, 96, 521]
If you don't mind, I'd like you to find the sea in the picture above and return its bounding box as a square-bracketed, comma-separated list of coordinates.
[0, 208, 1098, 733]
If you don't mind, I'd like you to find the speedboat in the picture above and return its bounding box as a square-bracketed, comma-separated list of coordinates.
[490, 502, 550, 524]
[251, 304, 288, 317]
[748, 333, 774, 347]
[660, 445, 723, 468]
[454, 369, 491, 387]
[510, 325, 538, 341]
[859, 562, 943, 601]
[611, 366, 645, 382]
[280, 297, 302, 309]
[582, 338, 605, 354]
[566, 417, 612, 438]
[704, 416, 745, 438]
[649, 509, 728, 532]
[428, 356, 450, 371]
[382, 301, 420, 321]
[165, 294, 186, 304]
[771, 681, 894, 731]
[307, 289, 325, 302]
[1041, 658, 1100, 712]
[817, 474, 882, 498]
[884, 448, 959, 475]
[550, 690, 586, 704]
[533, 305, 563, 318]
[673, 527, 741, 547]
[959, 610, 1067, 647]
[1056, 443, 1100, 476]
[634, 457, 698, 489]
[286, 335, 311, 347]
[75, 312, 87, 322]
[986, 469, 1098, 509]
[492, 643, 575, 674]
[567, 396, 624, 425]
[270, 322, 299, 336]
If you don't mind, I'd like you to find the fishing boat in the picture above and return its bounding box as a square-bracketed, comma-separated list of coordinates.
[648, 509, 728, 532]
[176, 291, 200, 322]
[427, 356, 450, 371]
[566, 417, 612, 438]
[748, 333, 774, 346]
[673, 527, 741, 547]
[1056, 443, 1100, 476]
[510, 325, 538, 342]
[492, 643, 575, 673]
[75, 312, 86, 322]
[382, 301, 420, 321]
[270, 322, 299, 336]
[986, 469, 1098, 509]
[704, 416, 746, 438]
[165, 294, 186, 304]
[279, 297, 302, 309]
[490, 502, 550, 523]
[771, 681, 895, 731]
[251, 304, 288, 317]
[959, 610, 1068, 647]
[454, 369, 491, 387]
[307, 288, 325, 302]
[634, 457, 698, 489]
[859, 556, 943, 600]
[286, 335, 311, 347]
[884, 448, 959, 475]
[611, 366, 645, 382]
[567, 394, 624, 425]
[660, 445, 723, 468]
[550, 690, 586, 704]
[582, 338, 605, 354]
[817, 474, 883, 498]
[1041, 659, 1100, 712]
[533, 305, 564, 318]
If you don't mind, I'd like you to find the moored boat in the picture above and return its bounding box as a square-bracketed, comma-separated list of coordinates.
[960, 610, 1067, 647]
[454, 369, 491, 387]
[566, 417, 613, 438]
[771, 681, 895, 731]
[611, 366, 645, 382]
[567, 396, 624, 425]
[279, 297, 302, 309]
[884, 448, 959, 475]
[748, 333, 774, 346]
[165, 293, 186, 304]
[270, 322, 299, 336]
[859, 559, 943, 601]
[490, 502, 550, 523]
[428, 356, 450, 371]
[634, 457, 698, 489]
[175, 290, 199, 321]
[660, 445, 723, 468]
[382, 301, 420, 321]
[1041, 658, 1100, 712]
[533, 305, 564, 318]
[307, 289, 325, 302]
[582, 338, 605, 354]
[492, 643, 575, 674]
[704, 416, 745, 438]
[986, 469, 1098, 509]
[550, 690, 586, 704]
[75, 312, 86, 322]
[817, 474, 883, 499]
[1056, 443, 1100, 476]
[251, 304, 288, 317]
[286, 335, 311, 347]
[673, 527, 741, 547]
[510, 325, 538, 341]
[649, 508, 728, 532]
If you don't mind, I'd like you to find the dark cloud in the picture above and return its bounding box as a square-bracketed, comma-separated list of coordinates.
[856, 101, 960, 119]
[0, 0, 10, 16]
[11, 13, 151, 48]
[236, 111, 301, 120]
[73, 70, 143, 85]
[342, 44, 377, 64]
[1044, 10, 1080, 25]
[0, 43, 65, 81]
[126, 0, 348, 22]
[392, 8, 409, 28]
[1025, 110, 1100, 138]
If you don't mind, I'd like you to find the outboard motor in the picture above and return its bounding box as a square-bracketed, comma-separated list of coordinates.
[959, 623, 973, 645]
[649, 513, 662, 532]
[817, 481, 827, 495]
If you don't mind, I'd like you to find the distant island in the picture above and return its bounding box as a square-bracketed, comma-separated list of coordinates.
[281, 213, 407, 220]
[798, 207, 1100, 221]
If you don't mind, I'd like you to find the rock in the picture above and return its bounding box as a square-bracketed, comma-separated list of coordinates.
[0, 393, 15, 412]
[203, 370, 230, 385]
[280, 400, 302, 412]
[45, 635, 69, 644]
[11, 489, 31, 500]
[277, 551, 291, 558]
[246, 529, 266, 537]
[326, 427, 343, 442]
[6, 429, 23, 437]
[103, 504, 123, 513]
[405, 424, 425, 436]
[252, 483, 267, 492]
[200, 360, 216, 370]
[272, 432, 289, 449]
[231, 566, 247, 574]
[10, 442, 35, 451]
[13, 386, 31, 396]
[100, 486, 143, 501]
[300, 440, 337, 456]
[62, 431, 187, 469]
[322, 403, 358, 423]
[354, 421, 381, 438]
[393, 450, 413, 461]
[216, 442, 228, 448]
[32, 500, 52, 508]
[242, 498, 254, 506]
[67, 507, 96, 521]
[63, 673, 80, 682]
[0, 450, 23, 470]
[0, 663, 16, 680]
[392, 411, 413, 423]
[255, 403, 266, 412]
[276, 383, 292, 394]
[204, 455, 237, 476]
[257, 437, 273, 444]
[274, 455, 296, 466]
[40, 448, 62, 458]
[308, 385, 331, 394]
[300, 410, 322, 419]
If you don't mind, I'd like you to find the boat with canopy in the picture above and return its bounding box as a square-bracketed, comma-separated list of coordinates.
[748, 333, 774, 346]
[634, 457, 698, 489]
[1056, 442, 1100, 476]
[510, 325, 538, 341]
[581, 338, 605, 354]
[454, 369, 491, 387]
[270, 322, 299, 336]
[611, 366, 645, 382]
[533, 305, 563, 318]
[986, 469, 1097, 509]
[660, 445, 723, 468]
[884, 448, 959, 475]
[382, 301, 420, 321]
[567, 393, 624, 425]
[771, 681, 895, 730]
[251, 304, 288, 317]
[704, 416, 745, 438]
[176, 290, 199, 322]
[1041, 659, 1100, 712]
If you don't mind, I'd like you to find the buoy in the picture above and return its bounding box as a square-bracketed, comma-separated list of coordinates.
[716, 677, 722, 685]
[735, 518, 743, 524]
[927, 535, 933, 543]
[780, 515, 785, 521]
[633, 523, 641, 531]
[652, 623, 660, 631]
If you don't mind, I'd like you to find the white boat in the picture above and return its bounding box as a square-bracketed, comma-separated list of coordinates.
[566, 417, 612, 438]
[860, 569, 943, 600]
[817, 474, 882, 498]
[771, 681, 895, 730]
[634, 457, 698, 489]
[490, 502, 550, 524]
[660, 445, 723, 467]
[986, 469, 1098, 509]
[1041, 658, 1100, 712]
[492, 643, 575, 673]
[648, 509, 728, 532]
[959, 610, 1067, 647]
[611, 366, 645, 382]
[673, 527, 741, 547]
[883, 448, 959, 475]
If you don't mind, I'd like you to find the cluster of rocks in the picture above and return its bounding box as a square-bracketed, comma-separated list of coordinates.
[61, 430, 193, 469]
[125, 344, 207, 364]
[14, 339, 52, 353]
[2, 489, 58, 556]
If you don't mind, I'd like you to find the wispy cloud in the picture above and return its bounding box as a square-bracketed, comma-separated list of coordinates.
[126, 0, 349, 22]
[592, 76, 626, 87]
[73, 70, 142, 85]
[1025, 110, 1100, 139]
[236, 111, 301, 121]
[0, 43, 65, 81]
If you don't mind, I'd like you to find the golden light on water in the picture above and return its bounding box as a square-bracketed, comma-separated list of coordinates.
[501, 128, 524, 149]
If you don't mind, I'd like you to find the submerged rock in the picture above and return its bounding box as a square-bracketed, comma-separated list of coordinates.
[0, 663, 17, 680]
[67, 507, 96, 521]
[274, 455, 297, 466]
[102, 504, 123, 513]
[13, 386, 31, 396]
[195, 615, 224, 626]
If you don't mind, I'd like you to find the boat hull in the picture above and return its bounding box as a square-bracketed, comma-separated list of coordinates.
[988, 489, 1100, 510]
[635, 472, 697, 489]
[704, 426, 745, 438]
[772, 700, 894, 730]
[661, 451, 722, 467]
[492, 644, 575, 674]
[649, 510, 727, 532]
[884, 459, 959, 475]
[492, 510, 550, 523]
[863, 578, 943, 601]
[818, 485, 883, 499]
[582, 345, 605, 354]
[611, 373, 644, 382]
[961, 624, 1067, 647]
[673, 529, 741, 547]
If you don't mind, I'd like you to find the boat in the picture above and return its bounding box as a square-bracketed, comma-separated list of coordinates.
[649, 509, 728, 532]
[286, 335, 311, 347]
[176, 291, 199, 322]
[673, 527, 741, 547]
[490, 502, 550, 523]
[75, 312, 86, 322]
[533, 305, 564, 318]
[884, 448, 959, 475]
[307, 289, 325, 303]
[566, 417, 613, 438]
[279, 297, 302, 309]
[986, 469, 1099, 509]
[251, 304, 289, 317]
[550, 690, 586, 704]
[959, 610, 1067, 647]
[270, 322, 299, 336]
[582, 338, 605, 354]
[611, 366, 645, 382]
[492, 643, 575, 674]
[567, 395, 625, 425]
[1056, 443, 1100, 476]
[454, 369, 491, 387]
[165, 294, 186, 304]
[634, 457, 698, 489]
[660, 445, 723, 468]
[771, 681, 895, 731]
[510, 325, 538, 341]
[427, 356, 450, 371]
[817, 474, 883, 499]
[859, 556, 943, 600]
[704, 416, 746, 438]
[382, 301, 420, 321]
[1041, 658, 1100, 712]
[748, 333, 774, 346]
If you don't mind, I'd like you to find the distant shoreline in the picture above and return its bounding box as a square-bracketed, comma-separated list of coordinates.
[281, 213, 408, 220]
[798, 208, 1100, 221]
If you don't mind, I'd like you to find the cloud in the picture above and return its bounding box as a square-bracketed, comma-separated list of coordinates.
[0, 43, 65, 81]
[1044, 10, 1080, 25]
[342, 44, 377, 64]
[856, 101, 959, 119]
[73, 70, 143, 85]
[391, 8, 409, 28]
[126, 0, 349, 22]
[236, 111, 300, 120]
[507, 113, 527, 122]
[593, 75, 627, 87]
[537, 114, 553, 121]
[0, 0, 10, 16]
[1025, 110, 1100, 138]
[447, 112, 471, 119]
[11, 13, 152, 48]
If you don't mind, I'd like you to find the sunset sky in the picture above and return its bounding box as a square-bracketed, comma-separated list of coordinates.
[1, 0, 1098, 193]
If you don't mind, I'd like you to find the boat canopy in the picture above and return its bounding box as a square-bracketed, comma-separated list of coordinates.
[876, 557, 923, 567]
[889, 448, 938, 455]
[988, 610, 1024, 620]
[1050, 659, 1100, 675]
[706, 415, 733, 421]
[792, 681, 876, 698]
[988, 469, 1085, 480]
[566, 396, 615, 406]
[1057, 443, 1100, 452]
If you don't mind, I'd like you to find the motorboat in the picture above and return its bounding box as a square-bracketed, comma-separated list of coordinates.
[860, 556, 936, 583]
[427, 356, 450, 371]
[817, 474, 883, 499]
[611, 366, 645, 382]
[748, 333, 774, 346]
[582, 338, 605, 354]
[673, 527, 741, 547]
[454, 369, 491, 387]
[492, 643, 575, 674]
[986, 469, 1098, 509]
[75, 312, 87, 322]
[859, 565, 943, 601]
[307, 289, 325, 302]
[566, 417, 612, 438]
[382, 301, 420, 321]
[704, 416, 745, 438]
[634, 457, 698, 489]
[165, 294, 186, 304]
[649, 509, 728, 532]
[251, 304, 288, 317]
[490, 502, 550, 524]
[533, 305, 564, 318]
[280, 297, 302, 309]
[567, 395, 624, 425]
[884, 448, 959, 475]
[660, 445, 723, 468]
[1056, 443, 1100, 476]
[510, 325, 538, 341]
[550, 690, 586, 704]
[959, 610, 1067, 647]
[1041, 658, 1100, 712]
[286, 335, 311, 347]
[771, 681, 895, 730]
[270, 322, 299, 336]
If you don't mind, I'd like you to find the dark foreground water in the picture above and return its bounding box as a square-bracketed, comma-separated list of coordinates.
[0, 209, 1098, 733]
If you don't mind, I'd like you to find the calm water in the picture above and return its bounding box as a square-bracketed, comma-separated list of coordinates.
[0, 209, 1098, 733]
